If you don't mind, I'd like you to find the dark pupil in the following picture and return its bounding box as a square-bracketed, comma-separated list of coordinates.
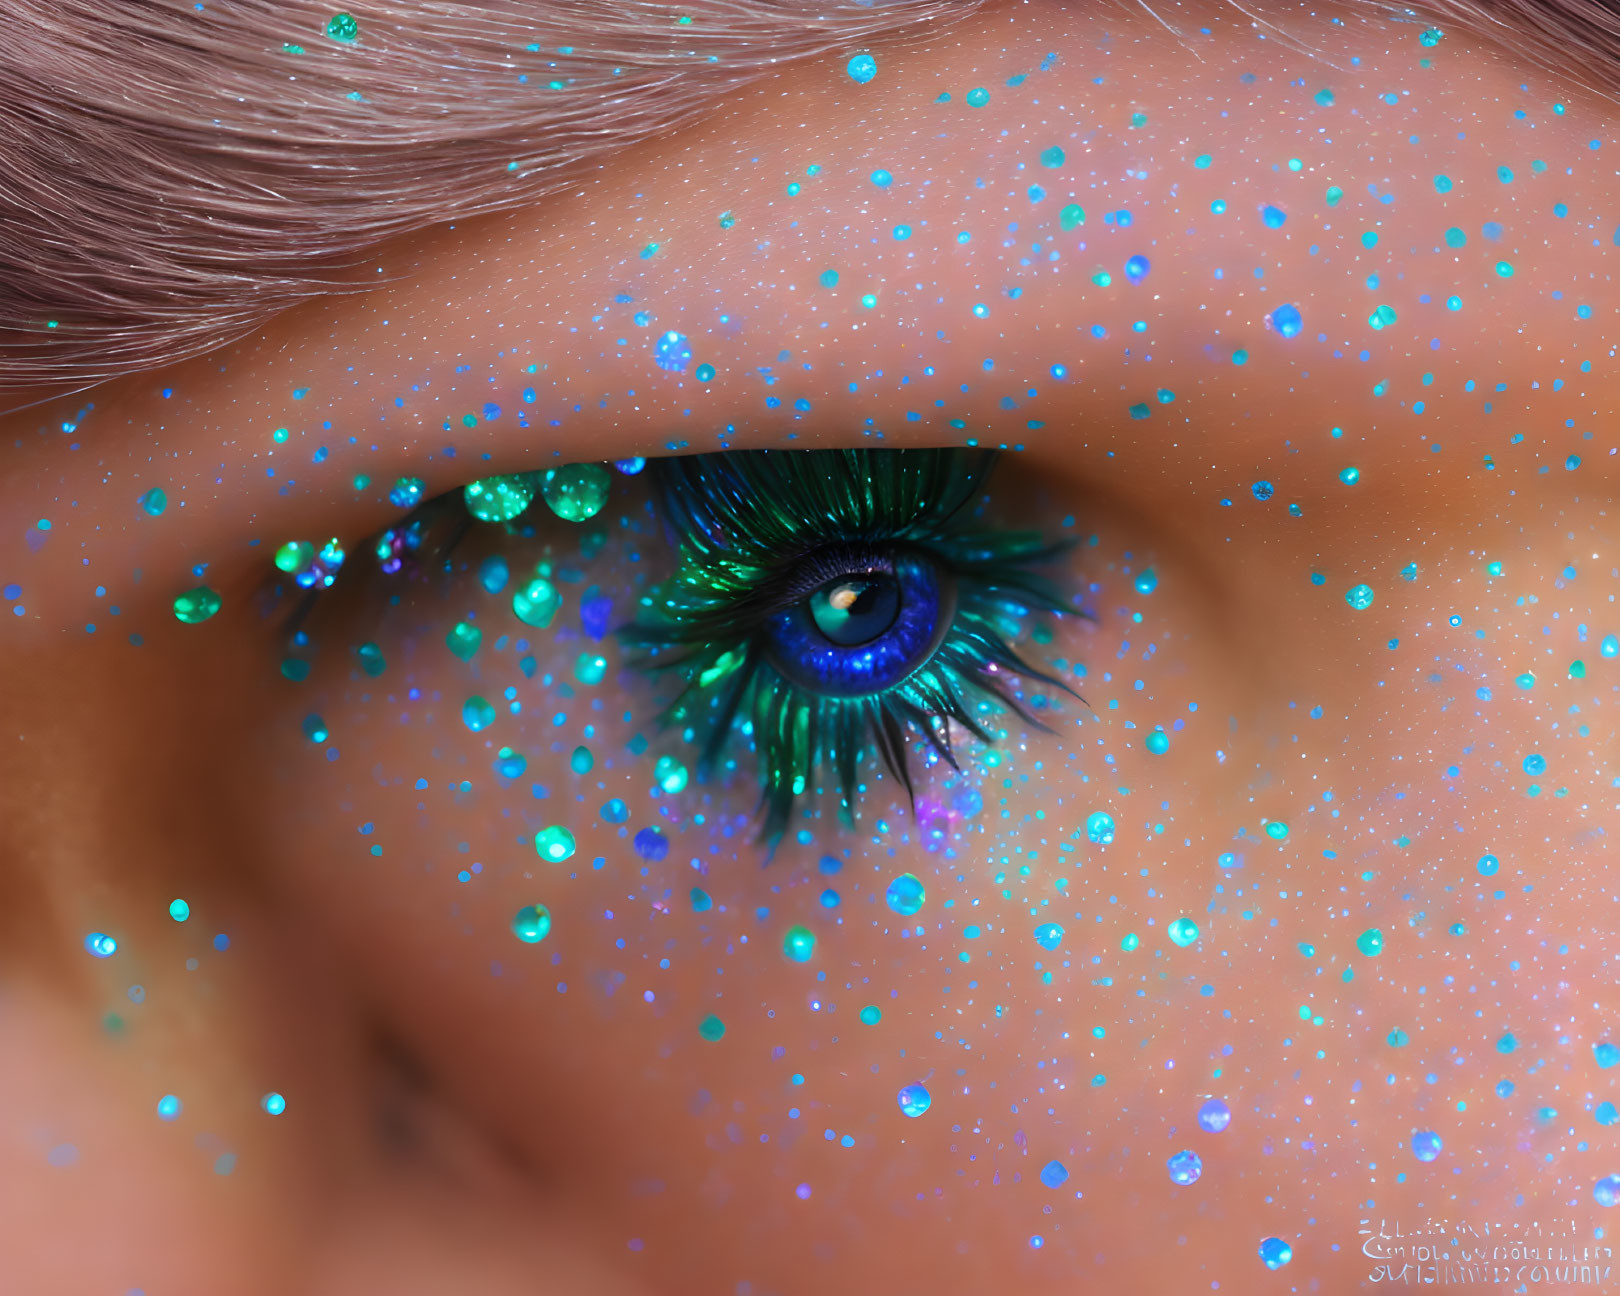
[809, 574, 899, 646]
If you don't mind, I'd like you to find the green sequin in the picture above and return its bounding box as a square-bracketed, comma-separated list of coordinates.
[173, 587, 221, 624]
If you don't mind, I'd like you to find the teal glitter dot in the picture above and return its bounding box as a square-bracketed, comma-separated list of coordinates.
[261, 1092, 287, 1116]
[446, 621, 482, 661]
[302, 714, 329, 743]
[1345, 583, 1376, 610]
[156, 1094, 182, 1121]
[698, 1014, 727, 1042]
[1259, 1237, 1293, 1270]
[1168, 917, 1199, 947]
[168, 898, 190, 922]
[1145, 729, 1170, 755]
[846, 53, 877, 84]
[695, 363, 716, 382]
[512, 904, 553, 944]
[325, 12, 358, 41]
[463, 474, 536, 523]
[139, 487, 167, 516]
[1060, 203, 1086, 230]
[462, 696, 496, 731]
[859, 1005, 882, 1025]
[1265, 821, 1289, 840]
[1040, 145, 1066, 168]
[965, 87, 991, 108]
[534, 826, 577, 862]
[541, 463, 611, 521]
[886, 872, 926, 916]
[512, 576, 561, 628]
[782, 925, 816, 963]
[819, 269, 839, 288]
[173, 586, 222, 624]
[1356, 927, 1384, 956]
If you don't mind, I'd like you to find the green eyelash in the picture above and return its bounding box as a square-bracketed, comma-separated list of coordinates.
[623, 447, 1082, 841]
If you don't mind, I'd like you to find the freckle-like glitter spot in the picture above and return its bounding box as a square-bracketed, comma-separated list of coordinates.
[653, 755, 688, 794]
[1040, 1159, 1069, 1188]
[1198, 1098, 1232, 1132]
[1086, 811, 1115, 845]
[356, 642, 386, 676]
[169, 899, 189, 922]
[633, 827, 669, 861]
[389, 477, 425, 509]
[964, 87, 990, 108]
[464, 474, 536, 523]
[1345, 583, 1376, 610]
[1259, 1238, 1293, 1270]
[1411, 1131, 1443, 1162]
[157, 1094, 182, 1120]
[172, 586, 221, 624]
[698, 1014, 726, 1042]
[446, 621, 482, 661]
[897, 1083, 932, 1116]
[480, 556, 509, 593]
[85, 932, 117, 958]
[782, 925, 816, 962]
[654, 331, 692, 373]
[324, 12, 357, 41]
[885, 873, 926, 916]
[1270, 303, 1303, 337]
[140, 488, 167, 516]
[1356, 927, 1385, 957]
[512, 904, 552, 944]
[846, 52, 876, 84]
[495, 747, 527, 778]
[462, 696, 496, 732]
[541, 464, 611, 521]
[512, 576, 561, 628]
[534, 826, 577, 862]
[1040, 145, 1065, 168]
[261, 1092, 286, 1116]
[1167, 1150, 1203, 1185]
[1168, 917, 1199, 947]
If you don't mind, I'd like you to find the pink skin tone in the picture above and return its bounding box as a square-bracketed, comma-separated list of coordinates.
[2, 0, 1617, 1291]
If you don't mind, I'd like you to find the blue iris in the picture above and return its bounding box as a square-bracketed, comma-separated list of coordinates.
[764, 552, 950, 696]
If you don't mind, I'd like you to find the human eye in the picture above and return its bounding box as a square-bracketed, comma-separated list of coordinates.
[265, 444, 1084, 852]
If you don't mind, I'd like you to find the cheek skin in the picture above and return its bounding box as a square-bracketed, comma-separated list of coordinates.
[2, 1, 1619, 1293]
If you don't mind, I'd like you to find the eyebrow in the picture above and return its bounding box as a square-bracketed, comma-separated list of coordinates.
[3, 0, 1618, 398]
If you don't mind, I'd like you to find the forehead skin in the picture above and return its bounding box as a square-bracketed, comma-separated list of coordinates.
[1, 1, 1618, 1294]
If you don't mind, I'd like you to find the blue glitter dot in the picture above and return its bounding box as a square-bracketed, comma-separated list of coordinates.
[1039, 1159, 1069, 1188]
[654, 331, 692, 373]
[846, 53, 877, 84]
[1124, 254, 1151, 282]
[1261, 204, 1287, 228]
[634, 827, 669, 861]
[1251, 480, 1275, 501]
[1270, 303, 1303, 336]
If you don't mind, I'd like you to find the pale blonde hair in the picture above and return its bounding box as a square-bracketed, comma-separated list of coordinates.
[3, 0, 1617, 393]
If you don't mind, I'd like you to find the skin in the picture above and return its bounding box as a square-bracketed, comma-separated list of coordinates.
[2, 0, 1617, 1291]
